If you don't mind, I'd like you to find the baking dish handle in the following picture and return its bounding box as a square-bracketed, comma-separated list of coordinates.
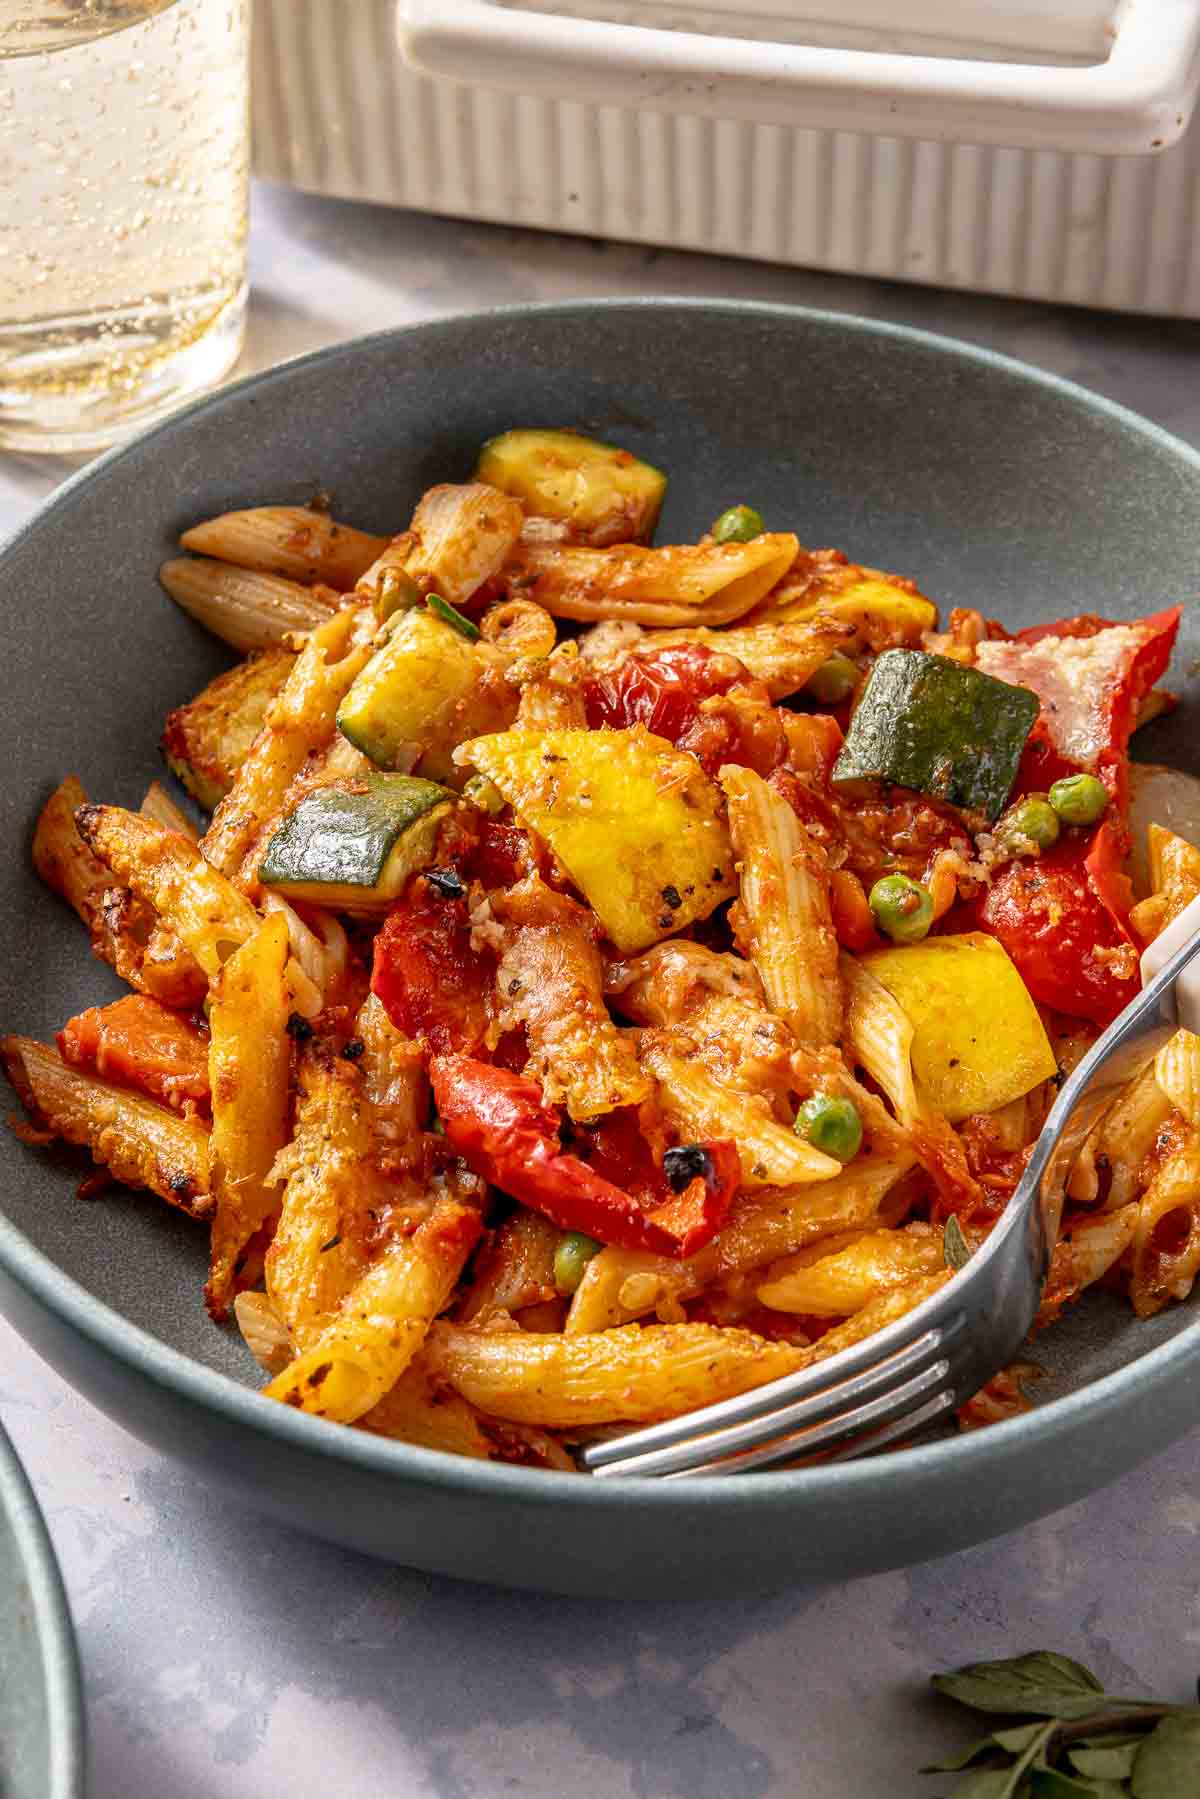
[397, 0, 1200, 156]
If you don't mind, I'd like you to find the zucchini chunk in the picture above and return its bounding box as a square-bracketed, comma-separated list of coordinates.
[861, 933, 1057, 1123]
[832, 649, 1039, 822]
[162, 648, 296, 811]
[336, 608, 484, 773]
[476, 428, 667, 546]
[259, 775, 454, 913]
[458, 725, 734, 954]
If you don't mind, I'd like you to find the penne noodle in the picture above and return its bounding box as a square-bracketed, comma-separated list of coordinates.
[645, 613, 857, 700]
[1130, 1139, 1200, 1317]
[198, 605, 375, 888]
[205, 915, 292, 1318]
[427, 1320, 807, 1427]
[755, 1222, 943, 1315]
[404, 483, 525, 608]
[493, 880, 651, 1121]
[159, 556, 341, 651]
[565, 1152, 911, 1333]
[1155, 1027, 1200, 1126]
[354, 993, 428, 1168]
[181, 507, 389, 590]
[721, 765, 842, 1050]
[266, 1193, 483, 1423]
[140, 780, 198, 841]
[0, 1036, 209, 1217]
[635, 1030, 840, 1188]
[459, 1207, 562, 1324]
[1038, 1203, 1139, 1326]
[505, 533, 800, 627]
[357, 1355, 578, 1469]
[264, 1045, 385, 1335]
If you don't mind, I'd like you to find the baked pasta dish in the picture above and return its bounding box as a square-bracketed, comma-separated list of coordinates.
[4, 429, 1198, 1468]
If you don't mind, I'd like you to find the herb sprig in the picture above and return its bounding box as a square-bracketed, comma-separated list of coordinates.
[925, 1653, 1200, 1796]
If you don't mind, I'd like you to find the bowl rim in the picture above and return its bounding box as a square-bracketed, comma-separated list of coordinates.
[3, 292, 1200, 1514]
[0, 1417, 86, 1798]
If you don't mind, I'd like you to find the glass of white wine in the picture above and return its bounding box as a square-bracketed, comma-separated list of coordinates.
[0, 0, 248, 453]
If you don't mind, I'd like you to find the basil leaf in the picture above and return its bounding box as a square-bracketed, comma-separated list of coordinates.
[1131, 1714, 1200, 1797]
[426, 593, 480, 640]
[1068, 1743, 1139, 1779]
[1028, 1772, 1128, 1798]
[927, 1723, 1047, 1771]
[944, 1215, 972, 1269]
[934, 1654, 1107, 1719]
[946, 1767, 1034, 1798]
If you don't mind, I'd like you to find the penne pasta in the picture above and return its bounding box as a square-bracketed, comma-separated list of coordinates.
[404, 483, 525, 608]
[459, 1207, 562, 1324]
[140, 780, 198, 841]
[505, 533, 800, 627]
[426, 1319, 807, 1427]
[205, 915, 292, 1318]
[266, 1192, 483, 1423]
[1155, 1027, 1200, 1126]
[635, 1030, 840, 1188]
[181, 506, 389, 590]
[720, 764, 841, 1050]
[198, 605, 375, 888]
[493, 879, 650, 1121]
[158, 555, 341, 651]
[755, 1222, 944, 1315]
[1130, 1140, 1200, 1317]
[645, 613, 857, 700]
[0, 1036, 209, 1216]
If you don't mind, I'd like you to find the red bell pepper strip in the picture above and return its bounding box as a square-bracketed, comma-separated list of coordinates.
[982, 607, 1179, 816]
[372, 879, 491, 1055]
[58, 995, 210, 1110]
[429, 1055, 740, 1258]
[971, 820, 1140, 1027]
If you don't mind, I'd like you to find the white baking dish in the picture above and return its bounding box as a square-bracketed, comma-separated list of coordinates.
[251, 0, 1200, 316]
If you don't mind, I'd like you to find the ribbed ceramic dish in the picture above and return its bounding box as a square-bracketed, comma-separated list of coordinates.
[0, 1419, 85, 1798]
[252, 0, 1200, 317]
[0, 300, 1198, 1599]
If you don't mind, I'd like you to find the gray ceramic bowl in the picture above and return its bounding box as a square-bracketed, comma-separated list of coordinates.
[0, 1418, 84, 1798]
[1, 300, 1198, 1600]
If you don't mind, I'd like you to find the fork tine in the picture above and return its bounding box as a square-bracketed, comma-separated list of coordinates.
[582, 1324, 959, 1477]
[580, 1312, 966, 1475]
[617, 1360, 955, 1479]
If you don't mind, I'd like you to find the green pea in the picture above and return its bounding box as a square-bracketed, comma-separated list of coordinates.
[869, 872, 934, 944]
[806, 653, 859, 706]
[1049, 772, 1109, 827]
[1001, 796, 1060, 853]
[554, 1231, 602, 1296]
[794, 1094, 863, 1163]
[711, 504, 765, 545]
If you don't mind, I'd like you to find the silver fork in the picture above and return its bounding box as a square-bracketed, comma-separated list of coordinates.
[581, 892, 1200, 1479]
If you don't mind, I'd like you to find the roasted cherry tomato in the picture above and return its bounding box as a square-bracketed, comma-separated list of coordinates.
[372, 878, 491, 1054]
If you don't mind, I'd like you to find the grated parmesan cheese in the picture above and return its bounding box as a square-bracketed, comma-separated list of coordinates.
[976, 625, 1144, 769]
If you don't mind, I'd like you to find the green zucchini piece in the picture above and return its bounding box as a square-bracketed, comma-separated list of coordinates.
[259, 775, 454, 913]
[476, 428, 667, 546]
[337, 606, 481, 771]
[831, 649, 1039, 822]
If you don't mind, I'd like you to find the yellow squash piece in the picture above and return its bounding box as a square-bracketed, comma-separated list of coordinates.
[459, 725, 735, 953]
[861, 932, 1056, 1123]
[769, 571, 936, 647]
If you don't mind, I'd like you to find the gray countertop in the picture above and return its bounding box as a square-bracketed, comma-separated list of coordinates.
[3, 183, 1200, 1799]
